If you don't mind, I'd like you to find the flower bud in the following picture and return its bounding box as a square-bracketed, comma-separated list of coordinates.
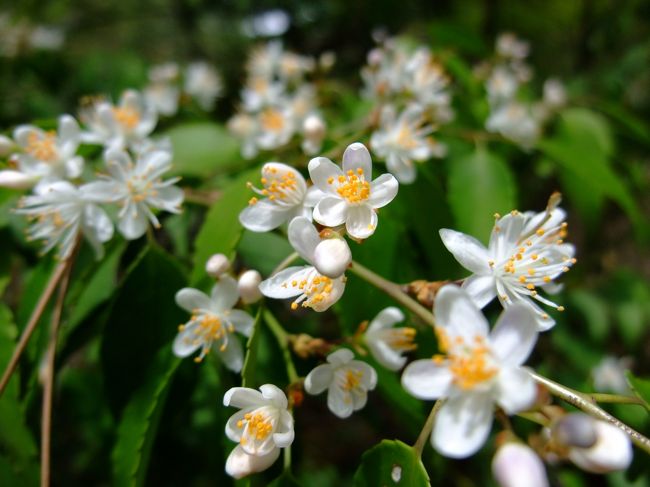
[0, 170, 36, 189]
[492, 442, 549, 487]
[0, 135, 15, 157]
[312, 238, 351, 278]
[238, 269, 262, 304]
[568, 420, 633, 474]
[551, 413, 597, 449]
[303, 114, 326, 141]
[319, 51, 336, 71]
[205, 253, 230, 278]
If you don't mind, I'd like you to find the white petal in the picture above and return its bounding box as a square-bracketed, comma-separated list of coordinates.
[272, 410, 295, 448]
[0, 170, 38, 189]
[461, 275, 497, 309]
[304, 363, 333, 395]
[260, 384, 288, 409]
[175, 288, 211, 312]
[225, 445, 280, 479]
[496, 367, 536, 414]
[401, 359, 453, 399]
[304, 185, 326, 207]
[342, 142, 372, 179]
[65, 156, 84, 178]
[489, 304, 539, 366]
[80, 181, 120, 203]
[239, 200, 293, 232]
[353, 361, 377, 390]
[259, 266, 313, 299]
[367, 173, 399, 209]
[386, 152, 416, 185]
[345, 205, 377, 240]
[568, 421, 633, 474]
[434, 285, 489, 342]
[223, 387, 264, 408]
[313, 196, 348, 227]
[432, 393, 494, 458]
[327, 382, 354, 418]
[225, 409, 246, 442]
[439, 228, 491, 275]
[326, 348, 354, 366]
[367, 307, 404, 333]
[210, 275, 239, 312]
[172, 323, 202, 357]
[219, 337, 244, 373]
[227, 310, 255, 337]
[367, 338, 406, 371]
[310, 275, 346, 312]
[287, 216, 320, 263]
[308, 157, 342, 193]
[118, 208, 148, 240]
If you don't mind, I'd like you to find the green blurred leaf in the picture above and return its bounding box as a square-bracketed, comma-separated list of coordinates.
[447, 146, 517, 243]
[0, 454, 38, 487]
[268, 471, 303, 487]
[241, 306, 263, 388]
[112, 348, 181, 487]
[101, 245, 186, 415]
[237, 230, 293, 276]
[568, 290, 610, 343]
[191, 169, 259, 286]
[166, 123, 242, 178]
[625, 372, 650, 411]
[353, 439, 430, 487]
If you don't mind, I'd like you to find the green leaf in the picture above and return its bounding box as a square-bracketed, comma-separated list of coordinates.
[353, 439, 430, 487]
[237, 230, 293, 276]
[101, 245, 186, 415]
[268, 472, 303, 487]
[191, 168, 259, 286]
[165, 122, 242, 178]
[112, 348, 181, 487]
[241, 306, 263, 388]
[447, 146, 517, 243]
[625, 372, 650, 411]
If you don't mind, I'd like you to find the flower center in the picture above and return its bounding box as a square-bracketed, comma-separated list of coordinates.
[341, 368, 363, 391]
[181, 312, 235, 363]
[248, 165, 301, 206]
[396, 125, 418, 150]
[287, 273, 335, 310]
[331, 169, 370, 204]
[260, 108, 285, 132]
[126, 177, 157, 203]
[381, 327, 417, 352]
[112, 106, 141, 130]
[26, 131, 58, 161]
[237, 411, 274, 444]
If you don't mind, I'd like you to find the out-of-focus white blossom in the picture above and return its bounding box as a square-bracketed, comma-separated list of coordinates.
[566, 417, 633, 473]
[184, 62, 223, 111]
[364, 307, 415, 371]
[592, 356, 632, 394]
[238, 269, 263, 304]
[486, 102, 540, 149]
[496, 33, 530, 60]
[145, 63, 180, 117]
[492, 442, 549, 487]
[206, 253, 231, 278]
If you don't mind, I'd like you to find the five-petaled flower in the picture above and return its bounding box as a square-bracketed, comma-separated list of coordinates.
[439, 205, 575, 330]
[304, 348, 377, 418]
[223, 384, 294, 478]
[402, 285, 539, 458]
[308, 142, 398, 240]
[173, 276, 254, 372]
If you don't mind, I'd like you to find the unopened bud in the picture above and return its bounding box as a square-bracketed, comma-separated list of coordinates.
[367, 48, 384, 67]
[319, 51, 336, 71]
[492, 442, 549, 487]
[238, 269, 262, 304]
[205, 253, 230, 278]
[568, 420, 633, 474]
[0, 170, 37, 189]
[0, 135, 15, 157]
[313, 238, 351, 278]
[303, 114, 326, 141]
[552, 413, 597, 449]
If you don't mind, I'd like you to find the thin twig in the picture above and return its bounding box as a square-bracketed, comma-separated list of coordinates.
[40, 254, 75, 487]
[263, 309, 299, 384]
[531, 371, 650, 455]
[413, 399, 445, 457]
[270, 252, 299, 276]
[0, 258, 72, 397]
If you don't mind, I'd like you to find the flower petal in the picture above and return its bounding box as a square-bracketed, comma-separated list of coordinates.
[225, 445, 280, 479]
[227, 310, 255, 337]
[223, 387, 264, 408]
[304, 363, 333, 395]
[288, 216, 320, 263]
[345, 205, 377, 240]
[367, 307, 404, 333]
[118, 205, 149, 239]
[367, 173, 399, 209]
[439, 228, 491, 275]
[259, 266, 313, 299]
[401, 359, 453, 400]
[461, 274, 497, 309]
[175, 288, 211, 312]
[308, 157, 343, 193]
[210, 275, 239, 312]
[313, 196, 348, 227]
[272, 410, 295, 448]
[327, 382, 354, 418]
[342, 142, 372, 179]
[489, 303, 539, 366]
[260, 384, 288, 409]
[367, 338, 406, 371]
[239, 200, 293, 232]
[219, 336, 244, 373]
[496, 367, 536, 414]
[432, 393, 494, 458]
[326, 348, 354, 366]
[172, 323, 202, 357]
[434, 285, 489, 342]
[225, 410, 246, 442]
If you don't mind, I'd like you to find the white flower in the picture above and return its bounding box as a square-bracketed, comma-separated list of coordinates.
[308, 142, 399, 239]
[496, 33, 530, 60]
[259, 217, 347, 311]
[543, 78, 567, 109]
[223, 384, 294, 478]
[370, 104, 445, 184]
[241, 77, 287, 112]
[16, 180, 114, 259]
[238, 269, 263, 304]
[486, 66, 519, 104]
[492, 442, 548, 487]
[144, 84, 179, 117]
[568, 420, 633, 473]
[173, 276, 254, 371]
[4, 115, 83, 189]
[592, 356, 632, 394]
[255, 105, 295, 151]
[301, 113, 326, 156]
[404, 48, 452, 114]
[304, 348, 377, 418]
[239, 162, 321, 232]
[439, 206, 575, 330]
[184, 62, 222, 111]
[486, 102, 540, 149]
[79, 90, 157, 151]
[401, 285, 539, 459]
[83, 149, 183, 239]
[365, 307, 416, 371]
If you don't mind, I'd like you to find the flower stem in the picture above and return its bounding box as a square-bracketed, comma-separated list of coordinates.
[349, 260, 436, 328]
[413, 399, 445, 457]
[263, 309, 299, 384]
[271, 252, 299, 276]
[530, 371, 650, 455]
[0, 256, 74, 397]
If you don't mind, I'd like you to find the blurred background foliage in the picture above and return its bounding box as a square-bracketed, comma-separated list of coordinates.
[0, 0, 649, 486]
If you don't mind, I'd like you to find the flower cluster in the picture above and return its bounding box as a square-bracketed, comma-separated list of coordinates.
[228, 41, 326, 158]
[0, 12, 64, 58]
[478, 32, 567, 148]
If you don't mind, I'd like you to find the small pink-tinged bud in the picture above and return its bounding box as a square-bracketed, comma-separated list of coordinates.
[551, 413, 597, 448]
[568, 420, 633, 474]
[313, 238, 351, 278]
[238, 269, 262, 304]
[205, 253, 230, 278]
[492, 442, 549, 487]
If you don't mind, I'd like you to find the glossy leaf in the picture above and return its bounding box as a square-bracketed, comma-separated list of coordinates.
[625, 372, 650, 411]
[354, 439, 430, 487]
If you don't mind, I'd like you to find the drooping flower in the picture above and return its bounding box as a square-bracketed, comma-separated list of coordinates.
[173, 276, 254, 371]
[239, 162, 322, 232]
[364, 307, 416, 371]
[2, 115, 83, 190]
[304, 348, 377, 418]
[259, 217, 348, 311]
[223, 384, 294, 478]
[83, 149, 183, 239]
[439, 204, 575, 330]
[308, 142, 399, 239]
[16, 180, 114, 259]
[401, 285, 539, 459]
[184, 61, 223, 111]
